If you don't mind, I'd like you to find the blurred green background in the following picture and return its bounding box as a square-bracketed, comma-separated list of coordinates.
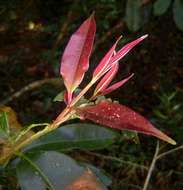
[0, 0, 182, 189]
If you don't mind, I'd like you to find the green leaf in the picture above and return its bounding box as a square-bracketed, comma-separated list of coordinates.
[53, 91, 65, 102]
[153, 0, 172, 16]
[53, 89, 88, 106]
[173, 0, 183, 31]
[125, 0, 142, 32]
[16, 151, 86, 190]
[17, 151, 108, 190]
[25, 123, 117, 152]
[0, 112, 10, 139]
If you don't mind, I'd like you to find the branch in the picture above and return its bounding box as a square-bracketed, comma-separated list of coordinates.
[83, 150, 148, 170]
[157, 144, 183, 160]
[142, 141, 160, 190]
[119, 182, 141, 190]
[0, 78, 63, 106]
[142, 143, 183, 190]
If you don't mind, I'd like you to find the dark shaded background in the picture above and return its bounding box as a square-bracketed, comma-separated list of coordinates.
[0, 0, 182, 189]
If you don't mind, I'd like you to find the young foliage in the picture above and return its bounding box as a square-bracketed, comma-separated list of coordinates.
[109, 35, 148, 66]
[100, 73, 134, 96]
[59, 14, 175, 145]
[60, 14, 96, 103]
[93, 62, 119, 97]
[92, 37, 120, 79]
[76, 100, 176, 145]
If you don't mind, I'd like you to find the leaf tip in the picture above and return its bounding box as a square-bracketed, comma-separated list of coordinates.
[90, 11, 95, 19]
[167, 138, 177, 145]
[130, 73, 135, 78]
[157, 130, 176, 145]
[141, 34, 148, 39]
[117, 35, 123, 42]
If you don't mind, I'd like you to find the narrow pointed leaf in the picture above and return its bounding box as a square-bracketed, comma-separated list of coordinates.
[94, 63, 119, 96]
[93, 37, 121, 79]
[101, 73, 134, 95]
[60, 14, 96, 98]
[77, 100, 176, 145]
[109, 35, 148, 67]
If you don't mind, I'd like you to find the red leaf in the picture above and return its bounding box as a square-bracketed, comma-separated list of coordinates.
[60, 14, 96, 103]
[94, 62, 119, 96]
[92, 37, 121, 79]
[101, 73, 134, 95]
[77, 100, 176, 145]
[109, 35, 148, 68]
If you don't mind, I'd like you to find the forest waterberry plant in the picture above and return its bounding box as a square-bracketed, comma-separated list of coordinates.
[0, 13, 176, 167]
[54, 13, 176, 145]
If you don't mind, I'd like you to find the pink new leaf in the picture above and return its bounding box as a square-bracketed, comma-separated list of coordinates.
[92, 37, 121, 79]
[109, 35, 148, 68]
[101, 73, 134, 95]
[93, 63, 119, 97]
[60, 14, 96, 103]
[77, 100, 176, 145]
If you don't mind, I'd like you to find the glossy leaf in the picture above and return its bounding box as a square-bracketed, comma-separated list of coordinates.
[25, 123, 116, 152]
[17, 151, 107, 190]
[153, 0, 172, 16]
[173, 0, 183, 31]
[60, 14, 96, 102]
[101, 73, 134, 95]
[109, 35, 148, 68]
[94, 63, 119, 97]
[77, 100, 176, 145]
[93, 37, 121, 79]
[17, 151, 85, 190]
